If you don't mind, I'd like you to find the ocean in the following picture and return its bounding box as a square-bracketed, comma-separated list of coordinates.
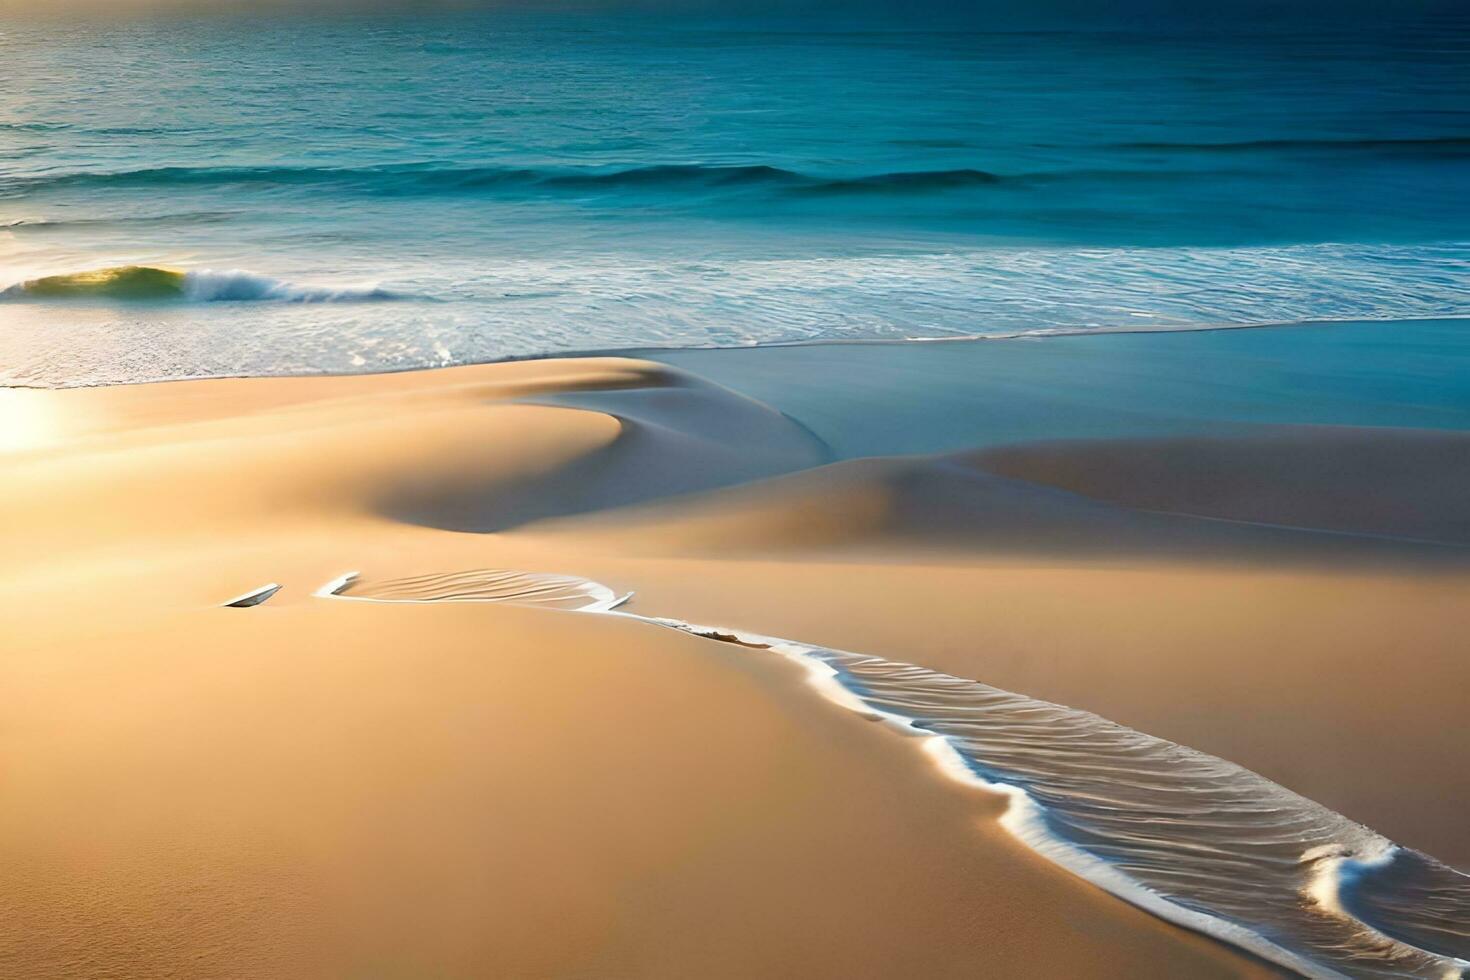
[1, 11, 1468, 386]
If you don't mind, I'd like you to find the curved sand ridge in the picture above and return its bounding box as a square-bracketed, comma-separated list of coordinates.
[0, 357, 830, 563]
[1, 265, 401, 303]
[384, 367, 830, 532]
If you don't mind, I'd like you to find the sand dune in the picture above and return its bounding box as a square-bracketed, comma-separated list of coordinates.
[390, 369, 828, 531]
[2, 358, 822, 564]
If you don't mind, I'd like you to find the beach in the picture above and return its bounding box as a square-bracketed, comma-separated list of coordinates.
[4, 323, 1467, 978]
[5, 7, 1468, 975]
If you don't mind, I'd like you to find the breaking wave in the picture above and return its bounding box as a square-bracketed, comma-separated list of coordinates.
[0, 265, 404, 303]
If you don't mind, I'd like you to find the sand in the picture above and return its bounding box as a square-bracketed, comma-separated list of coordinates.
[5, 351, 1464, 976]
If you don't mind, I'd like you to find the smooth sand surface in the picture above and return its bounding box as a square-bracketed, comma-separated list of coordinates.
[0, 358, 1273, 978]
[8, 601, 1265, 979]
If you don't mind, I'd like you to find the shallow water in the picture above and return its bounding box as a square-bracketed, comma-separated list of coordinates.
[2, 12, 1468, 386]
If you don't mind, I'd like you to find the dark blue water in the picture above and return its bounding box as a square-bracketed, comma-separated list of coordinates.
[1, 12, 1467, 385]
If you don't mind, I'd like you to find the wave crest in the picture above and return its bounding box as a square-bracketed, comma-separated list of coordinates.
[1, 265, 404, 303]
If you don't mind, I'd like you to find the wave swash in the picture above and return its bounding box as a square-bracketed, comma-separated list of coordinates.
[650, 617, 1470, 980]
[1, 265, 402, 303]
[304, 566, 1470, 980]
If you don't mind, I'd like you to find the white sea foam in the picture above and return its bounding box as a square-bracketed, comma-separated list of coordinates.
[2, 240, 1466, 388]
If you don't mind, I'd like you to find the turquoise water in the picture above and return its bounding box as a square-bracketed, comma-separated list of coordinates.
[1, 12, 1468, 385]
[651, 318, 1470, 457]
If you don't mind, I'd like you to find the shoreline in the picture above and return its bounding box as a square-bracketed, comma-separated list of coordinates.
[3, 311, 1466, 392]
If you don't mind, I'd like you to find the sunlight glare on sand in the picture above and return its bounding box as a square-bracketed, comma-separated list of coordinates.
[0, 388, 61, 452]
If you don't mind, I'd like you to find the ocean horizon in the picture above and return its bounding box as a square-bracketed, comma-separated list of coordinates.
[3, 9, 1469, 386]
